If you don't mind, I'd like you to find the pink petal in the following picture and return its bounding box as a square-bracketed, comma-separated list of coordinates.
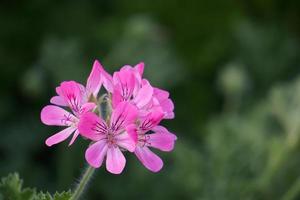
[68, 130, 80, 146]
[153, 88, 174, 119]
[110, 102, 138, 132]
[78, 112, 107, 141]
[50, 96, 68, 106]
[139, 107, 164, 131]
[86, 60, 102, 97]
[45, 126, 76, 147]
[135, 146, 163, 172]
[126, 124, 138, 144]
[96, 60, 114, 93]
[59, 81, 84, 112]
[161, 99, 175, 119]
[80, 102, 97, 114]
[41, 105, 75, 126]
[85, 140, 108, 168]
[133, 82, 153, 109]
[153, 88, 169, 101]
[134, 62, 144, 76]
[111, 88, 123, 108]
[113, 69, 136, 99]
[115, 130, 136, 152]
[149, 126, 177, 151]
[106, 146, 126, 174]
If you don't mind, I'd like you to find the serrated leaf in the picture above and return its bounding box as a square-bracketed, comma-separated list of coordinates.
[34, 190, 71, 200]
[0, 173, 36, 200]
[52, 191, 72, 200]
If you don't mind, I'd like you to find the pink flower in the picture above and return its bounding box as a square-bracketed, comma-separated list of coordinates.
[100, 62, 174, 118]
[78, 102, 138, 174]
[41, 60, 105, 146]
[134, 108, 177, 172]
[149, 87, 175, 119]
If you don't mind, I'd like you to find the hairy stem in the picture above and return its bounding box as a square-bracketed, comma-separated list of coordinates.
[70, 166, 95, 200]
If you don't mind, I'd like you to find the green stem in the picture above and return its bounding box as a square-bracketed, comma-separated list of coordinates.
[70, 166, 95, 200]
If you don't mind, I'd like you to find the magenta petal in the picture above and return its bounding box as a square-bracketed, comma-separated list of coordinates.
[41, 105, 75, 126]
[78, 112, 107, 141]
[50, 96, 67, 106]
[153, 88, 169, 101]
[135, 146, 163, 172]
[134, 62, 144, 76]
[149, 126, 177, 151]
[58, 81, 84, 113]
[86, 60, 102, 97]
[125, 124, 138, 144]
[45, 126, 76, 147]
[85, 140, 108, 168]
[161, 99, 175, 119]
[115, 131, 136, 152]
[97, 60, 114, 93]
[111, 88, 123, 108]
[139, 107, 164, 131]
[68, 130, 80, 146]
[106, 146, 126, 174]
[133, 82, 153, 109]
[113, 69, 136, 97]
[80, 102, 96, 114]
[110, 102, 138, 131]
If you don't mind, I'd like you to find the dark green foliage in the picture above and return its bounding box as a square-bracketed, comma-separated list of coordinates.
[0, 173, 71, 200]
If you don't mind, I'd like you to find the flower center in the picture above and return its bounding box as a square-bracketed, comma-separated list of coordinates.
[137, 134, 151, 147]
[107, 132, 117, 147]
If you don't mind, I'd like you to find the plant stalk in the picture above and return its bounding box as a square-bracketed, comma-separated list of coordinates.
[70, 166, 95, 200]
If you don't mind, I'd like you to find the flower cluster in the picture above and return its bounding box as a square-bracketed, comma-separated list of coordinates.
[41, 60, 177, 174]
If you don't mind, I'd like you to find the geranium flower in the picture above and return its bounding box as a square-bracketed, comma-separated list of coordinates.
[78, 102, 138, 174]
[133, 108, 177, 172]
[41, 60, 104, 146]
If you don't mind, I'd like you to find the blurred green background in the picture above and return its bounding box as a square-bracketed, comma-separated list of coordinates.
[1, 0, 300, 199]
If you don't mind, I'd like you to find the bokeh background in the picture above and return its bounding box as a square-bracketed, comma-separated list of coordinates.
[1, 0, 300, 199]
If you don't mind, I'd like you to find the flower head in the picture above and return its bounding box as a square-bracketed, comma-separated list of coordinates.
[41, 59, 177, 174]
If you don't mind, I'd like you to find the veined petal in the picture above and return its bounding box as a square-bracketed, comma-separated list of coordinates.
[86, 60, 102, 98]
[50, 96, 68, 107]
[106, 146, 126, 174]
[78, 112, 107, 141]
[135, 146, 163, 172]
[139, 107, 164, 131]
[133, 82, 153, 109]
[113, 69, 136, 100]
[85, 140, 108, 168]
[45, 126, 76, 147]
[110, 102, 138, 132]
[115, 130, 136, 152]
[41, 105, 76, 126]
[59, 81, 84, 113]
[149, 126, 177, 151]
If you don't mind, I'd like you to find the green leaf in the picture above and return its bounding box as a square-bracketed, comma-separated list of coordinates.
[0, 173, 72, 200]
[35, 191, 71, 200]
[0, 173, 36, 200]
